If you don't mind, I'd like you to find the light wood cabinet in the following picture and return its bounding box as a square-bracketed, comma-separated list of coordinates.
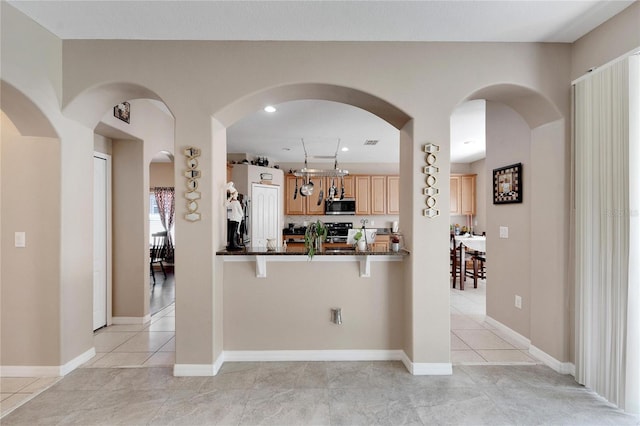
[286, 173, 400, 216]
[371, 234, 390, 251]
[305, 177, 326, 215]
[339, 175, 355, 199]
[370, 176, 386, 215]
[386, 176, 400, 215]
[285, 174, 306, 215]
[355, 176, 371, 215]
[450, 174, 476, 215]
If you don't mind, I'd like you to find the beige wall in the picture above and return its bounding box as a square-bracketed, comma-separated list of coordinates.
[1, 113, 62, 365]
[224, 261, 405, 350]
[150, 162, 174, 188]
[485, 101, 532, 338]
[7, 0, 638, 371]
[571, 2, 640, 81]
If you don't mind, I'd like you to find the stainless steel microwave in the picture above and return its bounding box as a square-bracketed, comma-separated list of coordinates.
[325, 198, 356, 215]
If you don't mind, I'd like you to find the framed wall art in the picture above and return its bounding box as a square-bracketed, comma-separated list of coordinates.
[113, 102, 130, 123]
[493, 163, 522, 204]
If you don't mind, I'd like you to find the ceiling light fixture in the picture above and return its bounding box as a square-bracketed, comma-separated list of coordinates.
[341, 147, 349, 152]
[264, 105, 277, 113]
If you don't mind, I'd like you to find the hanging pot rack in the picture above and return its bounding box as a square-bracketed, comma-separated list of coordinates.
[292, 138, 350, 178]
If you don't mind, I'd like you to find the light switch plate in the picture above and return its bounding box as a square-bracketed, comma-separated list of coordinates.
[499, 226, 509, 239]
[15, 231, 26, 248]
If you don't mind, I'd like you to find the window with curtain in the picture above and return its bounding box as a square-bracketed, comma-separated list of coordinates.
[151, 187, 175, 262]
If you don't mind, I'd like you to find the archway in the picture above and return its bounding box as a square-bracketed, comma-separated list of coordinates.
[178, 82, 418, 373]
[449, 83, 569, 368]
[65, 84, 176, 366]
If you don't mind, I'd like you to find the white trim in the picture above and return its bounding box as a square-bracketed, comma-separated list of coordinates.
[173, 364, 217, 376]
[572, 47, 640, 85]
[530, 345, 575, 376]
[400, 352, 452, 375]
[112, 315, 151, 325]
[213, 352, 224, 375]
[485, 315, 531, 349]
[223, 349, 404, 362]
[485, 316, 575, 375]
[1, 347, 95, 377]
[93, 152, 113, 328]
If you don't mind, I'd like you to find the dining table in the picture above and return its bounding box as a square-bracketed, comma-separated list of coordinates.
[454, 234, 486, 286]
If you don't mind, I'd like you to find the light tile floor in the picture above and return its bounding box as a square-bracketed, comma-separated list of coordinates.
[0, 304, 175, 418]
[3, 362, 638, 425]
[84, 303, 176, 369]
[4, 278, 637, 424]
[450, 277, 541, 365]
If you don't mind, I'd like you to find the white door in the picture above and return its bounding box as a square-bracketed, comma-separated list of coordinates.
[251, 183, 281, 247]
[93, 155, 108, 330]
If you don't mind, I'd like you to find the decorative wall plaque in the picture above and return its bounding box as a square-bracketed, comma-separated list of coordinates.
[184, 146, 202, 222]
[423, 143, 440, 218]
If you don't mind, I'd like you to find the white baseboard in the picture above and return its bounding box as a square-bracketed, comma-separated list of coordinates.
[112, 315, 151, 325]
[485, 315, 575, 376]
[173, 363, 217, 376]
[485, 315, 531, 349]
[1, 347, 95, 377]
[400, 352, 452, 375]
[529, 345, 575, 376]
[223, 349, 404, 362]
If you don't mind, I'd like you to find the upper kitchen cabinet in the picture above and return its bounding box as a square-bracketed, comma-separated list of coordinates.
[450, 174, 476, 215]
[305, 176, 326, 215]
[285, 174, 306, 215]
[355, 175, 371, 215]
[285, 175, 327, 215]
[342, 175, 355, 199]
[386, 176, 400, 215]
[370, 176, 386, 215]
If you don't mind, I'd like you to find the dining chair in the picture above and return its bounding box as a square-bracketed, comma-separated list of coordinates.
[150, 233, 167, 286]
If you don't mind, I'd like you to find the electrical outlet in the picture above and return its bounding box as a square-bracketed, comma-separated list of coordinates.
[515, 295, 522, 309]
[500, 226, 509, 239]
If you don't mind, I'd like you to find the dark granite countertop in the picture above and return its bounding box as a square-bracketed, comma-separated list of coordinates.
[216, 246, 409, 256]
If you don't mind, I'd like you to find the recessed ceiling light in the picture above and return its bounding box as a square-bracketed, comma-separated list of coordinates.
[264, 105, 276, 113]
[341, 147, 349, 152]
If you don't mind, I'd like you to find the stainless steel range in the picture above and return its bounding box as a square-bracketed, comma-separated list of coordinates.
[325, 222, 353, 243]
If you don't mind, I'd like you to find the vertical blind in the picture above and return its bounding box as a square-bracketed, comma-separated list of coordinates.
[574, 55, 639, 413]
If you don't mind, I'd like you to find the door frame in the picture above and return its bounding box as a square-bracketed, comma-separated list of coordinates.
[94, 152, 113, 328]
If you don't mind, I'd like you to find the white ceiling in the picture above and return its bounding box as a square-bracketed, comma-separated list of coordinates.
[8, 1, 633, 43]
[9, 0, 633, 164]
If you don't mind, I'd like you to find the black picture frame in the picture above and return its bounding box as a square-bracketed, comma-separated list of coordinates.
[493, 163, 522, 204]
[113, 102, 130, 123]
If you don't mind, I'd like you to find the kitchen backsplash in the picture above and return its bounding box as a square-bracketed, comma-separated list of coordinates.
[285, 214, 400, 231]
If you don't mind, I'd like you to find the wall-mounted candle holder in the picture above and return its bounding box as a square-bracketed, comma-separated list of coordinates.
[423, 143, 440, 218]
[184, 146, 202, 222]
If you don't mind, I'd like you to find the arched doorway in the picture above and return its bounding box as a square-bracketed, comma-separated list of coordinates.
[65, 85, 176, 367]
[448, 84, 568, 367]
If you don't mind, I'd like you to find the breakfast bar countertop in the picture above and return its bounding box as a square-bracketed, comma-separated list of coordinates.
[216, 246, 409, 256]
